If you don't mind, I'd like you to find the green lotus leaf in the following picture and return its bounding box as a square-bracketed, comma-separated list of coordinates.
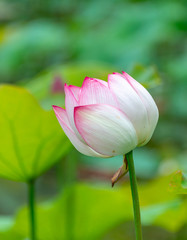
[0, 85, 70, 181]
[0, 177, 186, 239]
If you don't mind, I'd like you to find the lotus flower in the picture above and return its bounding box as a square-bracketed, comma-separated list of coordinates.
[53, 72, 159, 158]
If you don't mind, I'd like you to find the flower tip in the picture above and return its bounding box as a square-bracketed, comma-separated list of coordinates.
[122, 71, 129, 78]
[121, 71, 130, 82]
[52, 105, 59, 112]
[84, 76, 94, 81]
[83, 76, 90, 85]
[64, 83, 69, 89]
[52, 105, 58, 115]
[84, 76, 90, 80]
[52, 105, 57, 109]
[52, 105, 63, 112]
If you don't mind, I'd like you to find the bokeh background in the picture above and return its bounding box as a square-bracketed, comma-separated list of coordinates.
[0, 0, 187, 239]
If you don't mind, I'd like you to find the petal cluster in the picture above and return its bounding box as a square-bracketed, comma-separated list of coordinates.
[53, 72, 159, 157]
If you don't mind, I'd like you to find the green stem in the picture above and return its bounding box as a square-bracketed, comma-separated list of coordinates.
[28, 179, 37, 240]
[126, 151, 143, 240]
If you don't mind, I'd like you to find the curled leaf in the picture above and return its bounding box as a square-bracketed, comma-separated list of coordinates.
[111, 156, 128, 187]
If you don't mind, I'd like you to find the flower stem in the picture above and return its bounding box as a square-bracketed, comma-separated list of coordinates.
[28, 179, 37, 240]
[126, 151, 142, 240]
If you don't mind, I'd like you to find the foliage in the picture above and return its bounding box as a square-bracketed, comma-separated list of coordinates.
[0, 176, 187, 239]
[168, 171, 187, 194]
[0, 85, 70, 181]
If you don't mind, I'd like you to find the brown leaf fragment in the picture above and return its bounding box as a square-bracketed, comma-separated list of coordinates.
[111, 156, 128, 187]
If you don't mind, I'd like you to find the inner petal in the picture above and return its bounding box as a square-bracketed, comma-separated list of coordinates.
[79, 77, 118, 107]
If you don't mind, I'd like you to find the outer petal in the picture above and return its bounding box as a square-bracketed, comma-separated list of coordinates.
[92, 78, 108, 87]
[69, 85, 81, 101]
[122, 71, 159, 145]
[79, 77, 118, 107]
[52, 105, 108, 157]
[74, 104, 138, 156]
[64, 84, 83, 142]
[82, 77, 108, 87]
[108, 73, 150, 146]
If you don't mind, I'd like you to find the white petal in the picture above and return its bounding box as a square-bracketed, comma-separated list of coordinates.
[93, 78, 108, 87]
[79, 77, 118, 107]
[68, 85, 81, 101]
[122, 71, 159, 145]
[64, 84, 84, 142]
[74, 104, 138, 156]
[108, 73, 150, 146]
[52, 106, 108, 157]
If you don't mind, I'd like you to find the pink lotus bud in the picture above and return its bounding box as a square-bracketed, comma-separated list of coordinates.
[53, 72, 159, 157]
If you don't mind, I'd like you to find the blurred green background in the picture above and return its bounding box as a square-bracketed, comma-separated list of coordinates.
[0, 0, 187, 239]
